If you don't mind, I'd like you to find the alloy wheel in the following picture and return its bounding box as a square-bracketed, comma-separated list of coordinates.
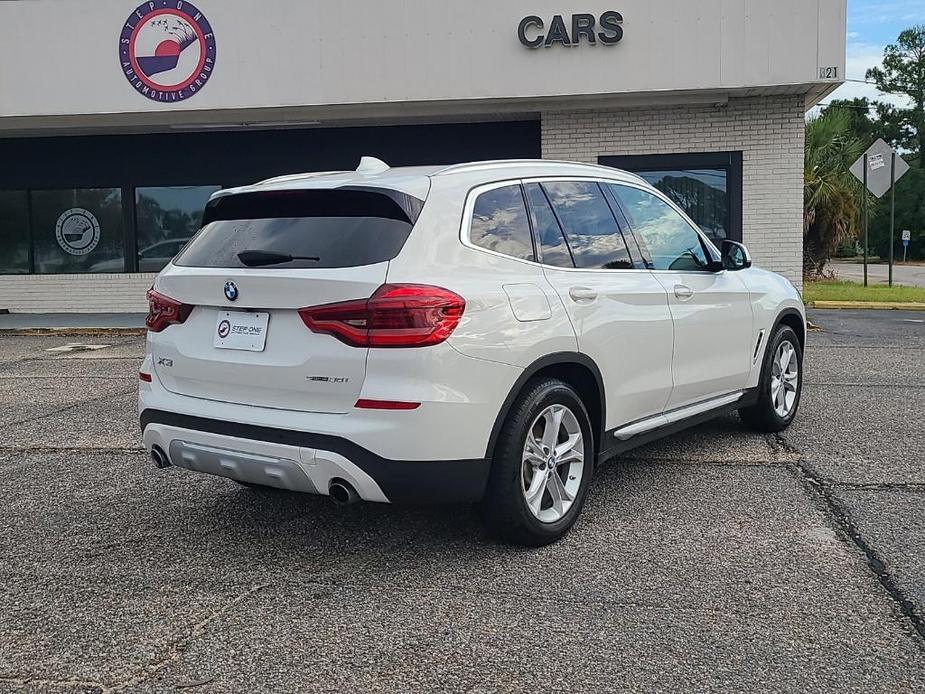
[521, 404, 585, 523]
[770, 340, 799, 418]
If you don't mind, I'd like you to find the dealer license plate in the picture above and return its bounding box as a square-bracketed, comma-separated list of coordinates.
[214, 311, 269, 352]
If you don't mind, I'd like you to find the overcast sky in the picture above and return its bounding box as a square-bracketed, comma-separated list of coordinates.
[826, 0, 925, 108]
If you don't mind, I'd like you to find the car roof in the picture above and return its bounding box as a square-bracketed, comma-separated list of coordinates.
[211, 158, 649, 203]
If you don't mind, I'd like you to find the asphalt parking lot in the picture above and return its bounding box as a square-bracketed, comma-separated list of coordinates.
[2, 309, 924, 693]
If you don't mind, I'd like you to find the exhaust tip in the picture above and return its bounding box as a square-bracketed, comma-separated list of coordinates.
[329, 479, 359, 506]
[151, 446, 171, 469]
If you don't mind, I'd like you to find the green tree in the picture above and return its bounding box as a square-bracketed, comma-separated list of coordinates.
[822, 98, 882, 144]
[866, 25, 925, 165]
[804, 110, 867, 275]
[868, 166, 925, 261]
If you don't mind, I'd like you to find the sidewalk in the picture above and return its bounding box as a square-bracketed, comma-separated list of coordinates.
[0, 313, 146, 333]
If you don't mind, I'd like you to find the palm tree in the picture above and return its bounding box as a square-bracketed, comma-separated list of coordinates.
[803, 110, 867, 276]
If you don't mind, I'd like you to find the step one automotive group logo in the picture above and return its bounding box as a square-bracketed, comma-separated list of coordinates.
[119, 1, 216, 102]
[56, 209, 101, 256]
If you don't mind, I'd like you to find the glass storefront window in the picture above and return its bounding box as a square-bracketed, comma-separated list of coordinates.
[635, 169, 729, 242]
[599, 152, 742, 245]
[0, 191, 30, 274]
[31, 189, 124, 274]
[136, 186, 220, 272]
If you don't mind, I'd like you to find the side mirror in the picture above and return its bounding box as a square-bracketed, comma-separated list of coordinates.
[721, 240, 752, 271]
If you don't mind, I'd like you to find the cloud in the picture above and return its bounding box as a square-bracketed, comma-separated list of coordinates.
[849, 0, 925, 28]
[821, 40, 912, 110]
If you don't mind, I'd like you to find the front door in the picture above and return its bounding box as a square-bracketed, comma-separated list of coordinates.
[607, 182, 754, 409]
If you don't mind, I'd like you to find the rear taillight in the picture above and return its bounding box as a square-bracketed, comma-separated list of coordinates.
[146, 289, 193, 333]
[299, 284, 465, 348]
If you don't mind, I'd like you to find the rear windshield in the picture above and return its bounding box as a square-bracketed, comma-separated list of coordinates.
[174, 188, 421, 269]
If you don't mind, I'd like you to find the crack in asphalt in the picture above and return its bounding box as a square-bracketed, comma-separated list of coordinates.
[0, 447, 144, 457]
[831, 482, 925, 492]
[775, 433, 925, 649]
[4, 387, 137, 428]
[0, 583, 270, 693]
[805, 382, 925, 388]
[0, 376, 137, 381]
[0, 674, 106, 692]
[809, 344, 925, 350]
[618, 457, 792, 468]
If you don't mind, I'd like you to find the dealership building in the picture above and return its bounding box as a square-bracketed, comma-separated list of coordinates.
[0, 0, 846, 312]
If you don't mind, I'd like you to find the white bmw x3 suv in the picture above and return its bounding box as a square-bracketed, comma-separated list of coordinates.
[140, 157, 805, 545]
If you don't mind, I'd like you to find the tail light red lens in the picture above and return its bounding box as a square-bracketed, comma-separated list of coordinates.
[299, 284, 465, 348]
[146, 289, 193, 333]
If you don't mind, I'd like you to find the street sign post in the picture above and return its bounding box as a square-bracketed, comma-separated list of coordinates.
[850, 139, 911, 288]
[863, 154, 868, 285]
[903, 229, 911, 263]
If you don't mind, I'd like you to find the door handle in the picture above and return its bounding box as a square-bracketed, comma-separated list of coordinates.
[673, 284, 694, 300]
[568, 286, 598, 302]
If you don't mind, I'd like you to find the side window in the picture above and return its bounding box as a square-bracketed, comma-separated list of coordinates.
[542, 181, 633, 270]
[524, 183, 573, 268]
[611, 184, 710, 271]
[469, 185, 535, 262]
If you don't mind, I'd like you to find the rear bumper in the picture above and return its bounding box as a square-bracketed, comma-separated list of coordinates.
[141, 409, 491, 504]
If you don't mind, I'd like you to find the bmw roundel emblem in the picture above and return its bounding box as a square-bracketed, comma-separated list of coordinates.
[224, 281, 239, 302]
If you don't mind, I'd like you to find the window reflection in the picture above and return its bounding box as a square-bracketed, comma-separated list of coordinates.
[136, 186, 220, 272]
[542, 181, 632, 270]
[635, 169, 728, 242]
[470, 185, 534, 261]
[0, 191, 30, 274]
[612, 185, 709, 271]
[524, 183, 573, 268]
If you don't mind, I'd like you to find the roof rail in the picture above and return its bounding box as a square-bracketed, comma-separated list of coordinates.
[432, 159, 633, 177]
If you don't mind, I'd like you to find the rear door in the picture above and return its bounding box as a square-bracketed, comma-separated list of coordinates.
[608, 182, 754, 409]
[526, 180, 674, 430]
[150, 187, 419, 414]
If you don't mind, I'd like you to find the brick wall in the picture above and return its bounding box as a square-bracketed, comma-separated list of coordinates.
[541, 95, 805, 288]
[0, 273, 155, 313]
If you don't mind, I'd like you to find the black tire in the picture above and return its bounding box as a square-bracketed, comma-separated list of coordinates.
[480, 377, 595, 546]
[739, 325, 803, 432]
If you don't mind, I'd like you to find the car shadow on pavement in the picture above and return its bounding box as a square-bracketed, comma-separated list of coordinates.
[163, 414, 771, 567]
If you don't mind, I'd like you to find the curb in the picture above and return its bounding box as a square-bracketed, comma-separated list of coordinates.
[808, 301, 925, 311]
[0, 327, 146, 337]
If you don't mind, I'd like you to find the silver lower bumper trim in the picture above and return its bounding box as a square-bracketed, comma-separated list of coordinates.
[142, 423, 389, 502]
[169, 440, 318, 493]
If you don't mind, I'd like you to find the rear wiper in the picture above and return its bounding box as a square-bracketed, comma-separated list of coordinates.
[237, 250, 320, 267]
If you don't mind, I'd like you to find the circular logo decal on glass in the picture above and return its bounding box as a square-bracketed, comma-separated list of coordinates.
[119, 1, 216, 102]
[56, 209, 101, 256]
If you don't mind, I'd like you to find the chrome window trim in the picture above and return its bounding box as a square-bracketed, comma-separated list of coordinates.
[459, 175, 727, 275]
[459, 179, 544, 269]
[461, 176, 658, 274]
